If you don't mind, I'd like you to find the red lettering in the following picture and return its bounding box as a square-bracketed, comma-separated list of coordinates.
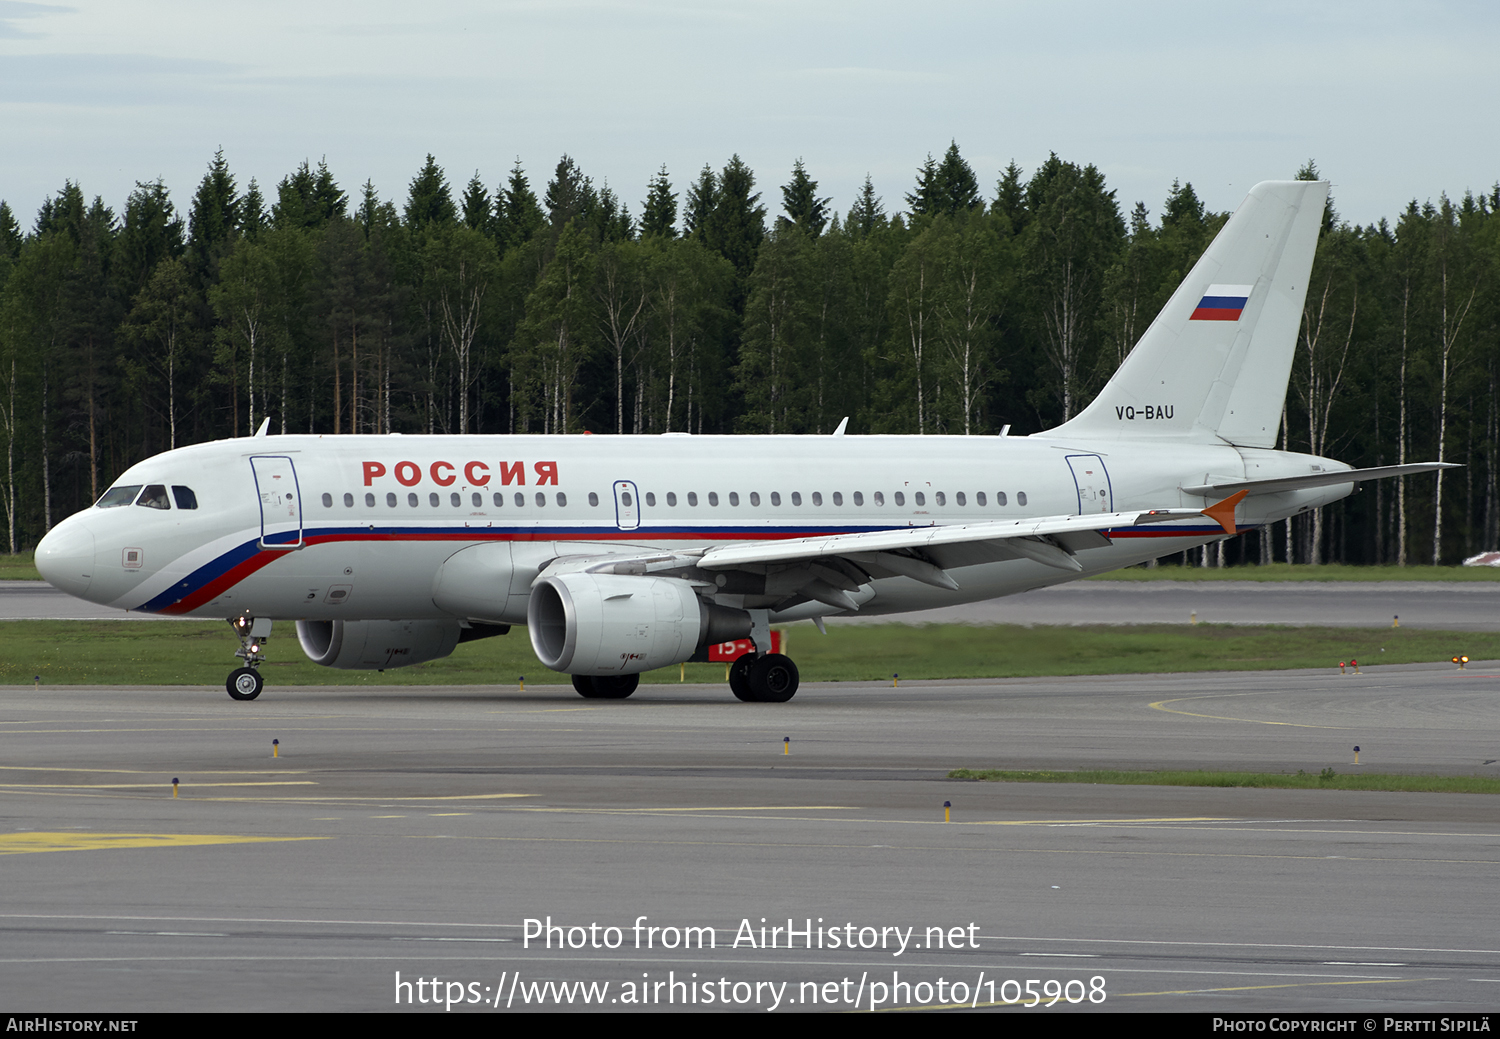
[498, 461, 525, 486]
[464, 461, 490, 487]
[534, 461, 558, 486]
[394, 461, 421, 487]
[431, 461, 456, 487]
[362, 461, 386, 486]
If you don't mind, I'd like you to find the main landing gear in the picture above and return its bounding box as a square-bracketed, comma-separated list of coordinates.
[729, 652, 800, 703]
[572, 674, 640, 699]
[226, 615, 270, 701]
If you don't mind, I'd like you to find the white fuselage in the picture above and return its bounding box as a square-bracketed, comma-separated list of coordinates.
[36, 431, 1351, 625]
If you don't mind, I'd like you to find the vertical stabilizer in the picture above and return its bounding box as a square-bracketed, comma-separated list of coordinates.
[1041, 180, 1328, 447]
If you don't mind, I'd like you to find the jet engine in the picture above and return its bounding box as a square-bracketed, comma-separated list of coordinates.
[528, 573, 751, 675]
[296, 618, 504, 670]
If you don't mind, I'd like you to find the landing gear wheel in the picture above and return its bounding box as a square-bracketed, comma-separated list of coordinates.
[226, 667, 263, 701]
[572, 674, 639, 699]
[749, 653, 799, 703]
[729, 653, 757, 701]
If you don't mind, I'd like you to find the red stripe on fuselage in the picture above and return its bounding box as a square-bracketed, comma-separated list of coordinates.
[157, 549, 288, 615]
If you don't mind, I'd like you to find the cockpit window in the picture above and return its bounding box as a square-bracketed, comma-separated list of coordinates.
[96, 485, 142, 509]
[136, 484, 171, 510]
[172, 486, 198, 510]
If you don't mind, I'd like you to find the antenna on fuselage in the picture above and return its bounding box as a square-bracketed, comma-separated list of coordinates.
[832, 417, 849, 437]
[253, 418, 270, 438]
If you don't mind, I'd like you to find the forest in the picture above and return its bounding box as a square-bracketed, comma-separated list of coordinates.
[0, 145, 1495, 566]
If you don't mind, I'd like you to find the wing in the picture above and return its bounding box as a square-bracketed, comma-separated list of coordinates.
[539, 505, 1220, 615]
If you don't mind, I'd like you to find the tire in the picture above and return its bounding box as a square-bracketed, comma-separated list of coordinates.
[729, 653, 758, 701]
[572, 673, 639, 699]
[749, 653, 799, 703]
[590, 674, 638, 699]
[226, 667, 263, 701]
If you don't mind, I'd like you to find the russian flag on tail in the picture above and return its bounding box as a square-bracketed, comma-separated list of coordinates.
[1191, 284, 1253, 321]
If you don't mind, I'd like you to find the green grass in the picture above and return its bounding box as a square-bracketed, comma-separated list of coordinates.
[0, 552, 40, 580]
[947, 768, 1500, 794]
[0, 619, 1491, 687]
[1090, 562, 1500, 581]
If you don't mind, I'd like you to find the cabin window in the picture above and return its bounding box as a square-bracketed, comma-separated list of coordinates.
[996, 492, 1007, 506]
[937, 491, 947, 506]
[387, 493, 398, 507]
[811, 492, 822, 506]
[729, 491, 739, 506]
[914, 492, 925, 506]
[708, 492, 719, 506]
[366, 492, 376, 507]
[343, 492, 354, 508]
[493, 493, 504, 507]
[791, 492, 802, 506]
[174, 486, 199, 510]
[873, 491, 884, 506]
[408, 493, 419, 508]
[853, 491, 863, 505]
[687, 492, 698, 506]
[322, 493, 333, 508]
[832, 491, 843, 505]
[556, 493, 567, 506]
[514, 493, 524, 507]
[666, 492, 677, 506]
[621, 491, 633, 506]
[429, 492, 440, 507]
[750, 491, 760, 506]
[588, 492, 599, 506]
[96, 485, 142, 509]
[894, 492, 904, 506]
[976, 492, 986, 506]
[535, 492, 546, 507]
[645, 492, 656, 506]
[472, 492, 482, 507]
[770, 492, 781, 506]
[451, 492, 462, 507]
[136, 485, 170, 510]
[1017, 492, 1028, 506]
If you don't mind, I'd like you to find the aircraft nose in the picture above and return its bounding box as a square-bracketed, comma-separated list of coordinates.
[35, 520, 95, 598]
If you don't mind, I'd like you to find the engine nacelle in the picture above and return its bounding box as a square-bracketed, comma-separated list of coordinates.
[296, 619, 463, 670]
[528, 573, 750, 675]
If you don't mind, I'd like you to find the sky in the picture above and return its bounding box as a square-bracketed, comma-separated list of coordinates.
[1, 0, 1497, 232]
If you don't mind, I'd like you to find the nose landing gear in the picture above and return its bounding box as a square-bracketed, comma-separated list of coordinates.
[226, 615, 271, 701]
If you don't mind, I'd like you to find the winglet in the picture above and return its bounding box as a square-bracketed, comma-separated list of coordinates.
[1201, 490, 1249, 535]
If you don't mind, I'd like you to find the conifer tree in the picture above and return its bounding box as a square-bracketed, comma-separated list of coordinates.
[703, 155, 765, 280]
[640, 167, 677, 239]
[115, 179, 184, 301]
[405, 155, 457, 228]
[495, 161, 545, 250]
[780, 159, 830, 237]
[240, 179, 268, 240]
[683, 165, 717, 241]
[545, 155, 597, 235]
[846, 175, 885, 237]
[461, 173, 492, 234]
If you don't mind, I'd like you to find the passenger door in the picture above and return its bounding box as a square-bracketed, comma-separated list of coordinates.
[251, 456, 303, 549]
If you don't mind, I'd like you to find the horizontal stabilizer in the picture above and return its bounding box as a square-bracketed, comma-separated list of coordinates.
[1181, 463, 1458, 497]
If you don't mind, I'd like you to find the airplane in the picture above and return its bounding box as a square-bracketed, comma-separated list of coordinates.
[34, 179, 1451, 703]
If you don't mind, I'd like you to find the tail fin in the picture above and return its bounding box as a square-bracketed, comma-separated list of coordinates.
[1042, 179, 1329, 447]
